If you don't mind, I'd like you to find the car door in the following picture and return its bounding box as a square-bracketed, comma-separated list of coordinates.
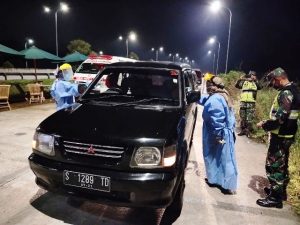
[183, 70, 197, 147]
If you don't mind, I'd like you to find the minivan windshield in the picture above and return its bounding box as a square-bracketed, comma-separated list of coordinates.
[81, 67, 181, 107]
[75, 63, 102, 74]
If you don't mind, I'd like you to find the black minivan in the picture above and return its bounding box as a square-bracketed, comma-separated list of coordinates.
[29, 61, 200, 216]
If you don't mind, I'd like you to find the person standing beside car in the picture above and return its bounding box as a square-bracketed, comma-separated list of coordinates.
[50, 63, 81, 111]
[235, 70, 262, 137]
[198, 74, 238, 194]
[256, 67, 300, 208]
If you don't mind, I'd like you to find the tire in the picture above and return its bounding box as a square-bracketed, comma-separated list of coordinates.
[160, 178, 185, 225]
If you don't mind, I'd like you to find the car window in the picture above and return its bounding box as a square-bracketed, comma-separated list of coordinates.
[75, 63, 103, 74]
[83, 68, 181, 107]
[184, 71, 194, 92]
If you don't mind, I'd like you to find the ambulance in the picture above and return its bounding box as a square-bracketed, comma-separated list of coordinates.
[73, 55, 137, 86]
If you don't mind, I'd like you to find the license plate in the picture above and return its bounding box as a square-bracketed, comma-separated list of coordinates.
[63, 170, 110, 192]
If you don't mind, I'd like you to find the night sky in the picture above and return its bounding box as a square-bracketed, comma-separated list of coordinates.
[1, 0, 300, 79]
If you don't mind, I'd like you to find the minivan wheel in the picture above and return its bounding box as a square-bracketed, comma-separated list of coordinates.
[160, 179, 185, 225]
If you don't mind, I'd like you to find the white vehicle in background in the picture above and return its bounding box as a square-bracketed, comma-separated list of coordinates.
[74, 55, 137, 91]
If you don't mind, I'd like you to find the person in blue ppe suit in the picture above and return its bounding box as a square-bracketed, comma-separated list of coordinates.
[199, 74, 238, 194]
[50, 63, 80, 111]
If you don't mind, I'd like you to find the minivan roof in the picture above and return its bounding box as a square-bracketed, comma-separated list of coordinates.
[106, 61, 191, 70]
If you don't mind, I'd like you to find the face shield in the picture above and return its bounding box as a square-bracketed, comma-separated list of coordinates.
[62, 67, 74, 81]
[59, 63, 74, 81]
[206, 80, 218, 93]
[206, 76, 224, 93]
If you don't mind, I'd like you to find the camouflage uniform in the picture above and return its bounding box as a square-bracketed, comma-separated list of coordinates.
[239, 101, 256, 133]
[262, 87, 299, 199]
[266, 134, 293, 196]
[235, 75, 261, 135]
[256, 67, 300, 208]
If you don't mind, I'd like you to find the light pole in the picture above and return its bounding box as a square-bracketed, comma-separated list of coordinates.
[25, 38, 34, 68]
[208, 50, 216, 73]
[118, 32, 137, 58]
[209, 37, 221, 75]
[168, 53, 178, 62]
[175, 53, 179, 62]
[44, 2, 69, 56]
[184, 57, 189, 64]
[210, 1, 232, 74]
[191, 60, 195, 68]
[151, 46, 163, 61]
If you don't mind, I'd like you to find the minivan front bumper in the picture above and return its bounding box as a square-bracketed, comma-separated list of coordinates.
[29, 153, 177, 208]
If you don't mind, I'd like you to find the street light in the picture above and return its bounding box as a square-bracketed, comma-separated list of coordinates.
[208, 50, 216, 73]
[191, 60, 195, 68]
[175, 53, 180, 62]
[118, 31, 137, 58]
[44, 2, 69, 56]
[210, 1, 232, 74]
[25, 38, 34, 68]
[208, 37, 221, 75]
[168, 53, 178, 62]
[99, 51, 103, 55]
[151, 46, 163, 61]
[184, 57, 189, 63]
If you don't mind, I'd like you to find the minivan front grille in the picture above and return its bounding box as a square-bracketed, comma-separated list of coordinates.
[63, 140, 125, 159]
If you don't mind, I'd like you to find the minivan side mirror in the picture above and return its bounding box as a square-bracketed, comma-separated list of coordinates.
[78, 83, 88, 94]
[186, 90, 201, 104]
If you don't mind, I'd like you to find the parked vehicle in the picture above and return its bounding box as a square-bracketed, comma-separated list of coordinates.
[29, 61, 200, 217]
[73, 55, 137, 87]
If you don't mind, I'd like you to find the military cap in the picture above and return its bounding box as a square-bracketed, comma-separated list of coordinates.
[270, 67, 285, 77]
[247, 70, 256, 77]
[266, 67, 287, 81]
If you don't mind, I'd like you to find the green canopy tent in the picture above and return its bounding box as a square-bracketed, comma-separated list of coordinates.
[63, 51, 87, 62]
[0, 43, 24, 55]
[20, 46, 62, 78]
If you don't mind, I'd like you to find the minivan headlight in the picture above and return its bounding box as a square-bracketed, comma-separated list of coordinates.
[32, 132, 55, 156]
[131, 147, 161, 167]
[130, 145, 177, 168]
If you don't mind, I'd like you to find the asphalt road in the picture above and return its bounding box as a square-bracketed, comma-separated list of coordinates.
[0, 103, 299, 225]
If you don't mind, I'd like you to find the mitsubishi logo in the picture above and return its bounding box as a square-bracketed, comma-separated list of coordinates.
[87, 145, 95, 154]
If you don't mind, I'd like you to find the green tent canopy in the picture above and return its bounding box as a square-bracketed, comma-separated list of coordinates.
[20, 46, 63, 77]
[63, 51, 87, 62]
[0, 43, 23, 55]
[20, 46, 62, 61]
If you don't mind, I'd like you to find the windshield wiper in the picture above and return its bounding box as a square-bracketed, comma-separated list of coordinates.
[79, 94, 134, 103]
[97, 94, 134, 99]
[113, 98, 178, 106]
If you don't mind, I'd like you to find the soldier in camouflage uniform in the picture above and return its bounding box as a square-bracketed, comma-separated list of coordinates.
[256, 67, 300, 208]
[235, 71, 261, 136]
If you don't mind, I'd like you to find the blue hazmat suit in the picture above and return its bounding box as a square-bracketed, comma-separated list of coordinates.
[50, 79, 79, 111]
[199, 93, 238, 191]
